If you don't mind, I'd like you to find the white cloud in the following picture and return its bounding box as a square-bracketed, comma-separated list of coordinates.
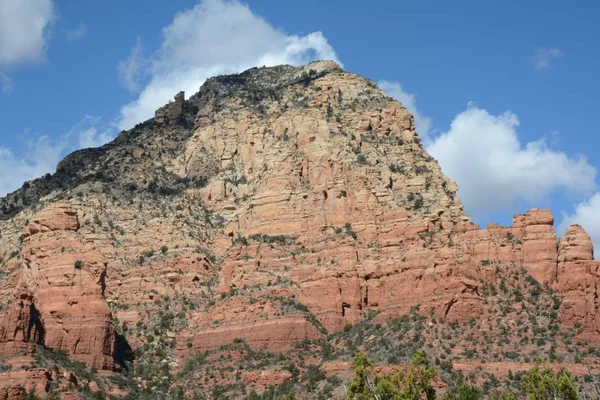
[0, 0, 55, 66]
[378, 80, 432, 139]
[0, 135, 63, 196]
[0, 71, 12, 94]
[116, 0, 339, 130]
[65, 23, 87, 42]
[559, 193, 600, 255]
[77, 127, 112, 148]
[70, 115, 114, 149]
[117, 37, 145, 93]
[427, 105, 596, 216]
[533, 48, 564, 70]
[0, 116, 114, 197]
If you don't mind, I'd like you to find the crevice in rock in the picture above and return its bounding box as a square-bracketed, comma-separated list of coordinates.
[99, 264, 108, 297]
[386, 176, 393, 189]
[341, 302, 350, 317]
[443, 298, 458, 319]
[27, 301, 45, 346]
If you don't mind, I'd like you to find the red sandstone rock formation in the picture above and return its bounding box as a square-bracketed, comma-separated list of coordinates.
[0, 61, 598, 398]
[556, 224, 600, 343]
[1, 203, 115, 370]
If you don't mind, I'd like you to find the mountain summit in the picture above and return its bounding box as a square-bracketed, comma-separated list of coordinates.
[0, 61, 598, 399]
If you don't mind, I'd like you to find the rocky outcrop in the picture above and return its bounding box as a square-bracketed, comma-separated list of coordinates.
[180, 204, 600, 349]
[0, 203, 116, 370]
[0, 61, 599, 397]
[22, 203, 79, 236]
[155, 91, 185, 122]
[243, 369, 292, 389]
[0, 294, 44, 355]
[181, 316, 321, 353]
[0, 368, 49, 400]
[0, 354, 110, 400]
[556, 225, 600, 343]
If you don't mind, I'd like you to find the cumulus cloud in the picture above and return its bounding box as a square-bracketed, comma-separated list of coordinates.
[77, 128, 112, 148]
[117, 37, 146, 93]
[559, 193, 600, 255]
[116, 0, 339, 130]
[70, 115, 115, 149]
[378, 80, 432, 139]
[427, 105, 596, 216]
[0, 116, 114, 197]
[533, 48, 564, 70]
[65, 23, 87, 42]
[345, 80, 597, 221]
[0, 135, 64, 196]
[0, 0, 55, 66]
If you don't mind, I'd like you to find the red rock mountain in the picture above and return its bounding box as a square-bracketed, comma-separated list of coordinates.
[0, 61, 598, 399]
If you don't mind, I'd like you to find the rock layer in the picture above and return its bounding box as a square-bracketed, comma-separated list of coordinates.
[1, 203, 115, 370]
[0, 61, 598, 398]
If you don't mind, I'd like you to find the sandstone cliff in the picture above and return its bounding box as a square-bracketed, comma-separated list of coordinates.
[0, 61, 598, 399]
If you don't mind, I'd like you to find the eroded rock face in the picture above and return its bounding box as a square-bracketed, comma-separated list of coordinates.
[0, 368, 49, 400]
[0, 61, 599, 397]
[556, 225, 600, 342]
[22, 204, 79, 236]
[0, 294, 44, 355]
[173, 62, 475, 347]
[155, 91, 185, 122]
[1, 203, 115, 370]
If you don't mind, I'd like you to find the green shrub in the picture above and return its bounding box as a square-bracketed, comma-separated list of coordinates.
[143, 250, 155, 258]
[356, 154, 368, 164]
[303, 365, 325, 392]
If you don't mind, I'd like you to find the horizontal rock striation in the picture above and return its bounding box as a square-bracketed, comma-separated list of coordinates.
[0, 61, 598, 398]
[1, 203, 115, 370]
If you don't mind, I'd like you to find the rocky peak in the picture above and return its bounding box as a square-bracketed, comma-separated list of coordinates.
[1, 61, 600, 398]
[197, 60, 342, 96]
[155, 91, 186, 122]
[184, 59, 468, 235]
[512, 208, 554, 227]
[559, 224, 594, 262]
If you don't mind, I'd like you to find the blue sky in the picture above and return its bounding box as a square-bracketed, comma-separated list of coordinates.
[1, 0, 600, 249]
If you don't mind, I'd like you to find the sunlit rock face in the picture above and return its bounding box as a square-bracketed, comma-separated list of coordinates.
[0, 61, 599, 398]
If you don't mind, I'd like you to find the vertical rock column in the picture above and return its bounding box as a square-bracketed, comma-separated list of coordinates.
[513, 209, 558, 285]
[556, 225, 600, 343]
[0, 203, 116, 369]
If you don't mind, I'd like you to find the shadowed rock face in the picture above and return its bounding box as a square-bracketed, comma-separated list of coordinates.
[0, 61, 598, 397]
[1, 203, 115, 370]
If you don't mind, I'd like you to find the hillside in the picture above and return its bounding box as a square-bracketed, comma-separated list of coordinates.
[0, 61, 599, 399]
